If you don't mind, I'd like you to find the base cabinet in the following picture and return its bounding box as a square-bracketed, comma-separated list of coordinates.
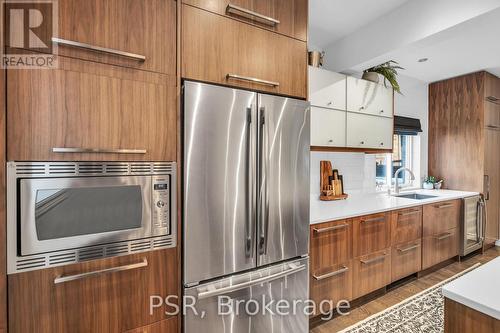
[352, 249, 391, 299]
[422, 228, 459, 270]
[391, 240, 422, 282]
[8, 249, 178, 333]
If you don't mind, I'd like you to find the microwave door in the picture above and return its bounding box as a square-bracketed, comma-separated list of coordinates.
[19, 176, 152, 256]
[183, 81, 257, 285]
[257, 94, 310, 266]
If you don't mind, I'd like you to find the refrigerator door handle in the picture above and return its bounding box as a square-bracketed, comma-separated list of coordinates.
[245, 107, 253, 257]
[257, 107, 268, 255]
[196, 263, 306, 300]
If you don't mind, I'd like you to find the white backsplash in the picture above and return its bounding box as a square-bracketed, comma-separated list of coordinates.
[310, 152, 376, 196]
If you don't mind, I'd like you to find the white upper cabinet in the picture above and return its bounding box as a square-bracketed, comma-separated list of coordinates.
[347, 77, 393, 118]
[309, 66, 347, 110]
[346, 113, 393, 149]
[310, 106, 346, 147]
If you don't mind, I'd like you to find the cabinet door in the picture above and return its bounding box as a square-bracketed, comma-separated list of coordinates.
[182, 4, 307, 98]
[391, 207, 422, 245]
[310, 220, 352, 274]
[353, 213, 391, 257]
[8, 249, 178, 333]
[7, 56, 176, 161]
[124, 317, 178, 333]
[182, 0, 308, 41]
[484, 129, 500, 245]
[352, 249, 391, 299]
[423, 200, 461, 237]
[391, 240, 421, 282]
[346, 113, 393, 149]
[422, 228, 459, 269]
[309, 67, 346, 110]
[484, 101, 500, 129]
[347, 77, 393, 118]
[310, 107, 346, 147]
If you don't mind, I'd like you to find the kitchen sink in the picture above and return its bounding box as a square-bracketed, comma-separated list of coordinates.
[395, 193, 438, 200]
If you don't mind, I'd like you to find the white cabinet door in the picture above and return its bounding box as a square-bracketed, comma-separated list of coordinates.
[346, 113, 393, 149]
[310, 106, 346, 147]
[347, 77, 393, 118]
[309, 67, 346, 110]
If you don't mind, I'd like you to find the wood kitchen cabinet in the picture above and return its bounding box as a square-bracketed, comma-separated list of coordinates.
[352, 249, 391, 299]
[123, 317, 178, 333]
[422, 228, 459, 270]
[8, 248, 178, 333]
[391, 240, 421, 282]
[346, 77, 394, 118]
[182, 0, 308, 41]
[390, 207, 422, 245]
[423, 200, 461, 237]
[181, 4, 307, 98]
[46, 0, 176, 75]
[7, 56, 176, 161]
[352, 213, 391, 257]
[310, 107, 346, 147]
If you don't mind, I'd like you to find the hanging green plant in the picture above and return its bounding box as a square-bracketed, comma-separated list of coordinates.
[363, 60, 405, 94]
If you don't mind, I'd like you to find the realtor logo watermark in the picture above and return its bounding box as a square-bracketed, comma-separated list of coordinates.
[2, 0, 58, 69]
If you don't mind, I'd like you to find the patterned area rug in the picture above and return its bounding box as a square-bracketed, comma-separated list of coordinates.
[338, 263, 481, 333]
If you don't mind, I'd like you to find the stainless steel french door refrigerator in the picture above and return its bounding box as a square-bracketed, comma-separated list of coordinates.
[183, 81, 310, 332]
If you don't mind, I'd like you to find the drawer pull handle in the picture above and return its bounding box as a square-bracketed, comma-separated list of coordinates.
[435, 203, 454, 209]
[54, 259, 148, 284]
[53, 147, 147, 154]
[226, 4, 280, 26]
[52, 37, 146, 61]
[398, 210, 420, 217]
[313, 266, 349, 281]
[313, 224, 348, 234]
[361, 216, 385, 224]
[397, 244, 420, 253]
[360, 254, 386, 265]
[486, 125, 500, 130]
[227, 74, 279, 87]
[486, 96, 499, 103]
[435, 232, 453, 240]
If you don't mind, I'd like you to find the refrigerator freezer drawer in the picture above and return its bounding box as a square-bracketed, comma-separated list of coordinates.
[184, 257, 309, 333]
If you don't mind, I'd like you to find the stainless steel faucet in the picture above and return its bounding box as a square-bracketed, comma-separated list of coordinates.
[393, 167, 416, 195]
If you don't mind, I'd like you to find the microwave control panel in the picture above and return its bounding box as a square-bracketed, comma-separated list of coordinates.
[152, 176, 170, 232]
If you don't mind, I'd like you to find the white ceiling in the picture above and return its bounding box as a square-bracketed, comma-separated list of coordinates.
[308, 0, 410, 49]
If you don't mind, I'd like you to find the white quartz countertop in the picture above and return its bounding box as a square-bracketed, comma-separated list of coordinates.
[310, 189, 479, 224]
[442, 257, 500, 320]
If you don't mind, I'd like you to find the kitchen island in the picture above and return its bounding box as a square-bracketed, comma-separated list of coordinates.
[442, 257, 500, 332]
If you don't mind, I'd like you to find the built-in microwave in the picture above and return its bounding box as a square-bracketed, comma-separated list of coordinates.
[7, 161, 176, 274]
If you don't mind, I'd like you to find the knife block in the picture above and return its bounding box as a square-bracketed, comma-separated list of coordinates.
[319, 161, 348, 201]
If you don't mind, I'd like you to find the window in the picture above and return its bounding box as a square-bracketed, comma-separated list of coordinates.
[376, 134, 417, 189]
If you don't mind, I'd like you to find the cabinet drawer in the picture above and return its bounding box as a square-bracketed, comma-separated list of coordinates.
[391, 240, 422, 282]
[310, 220, 352, 273]
[309, 67, 347, 110]
[8, 249, 178, 333]
[310, 260, 352, 316]
[423, 200, 461, 236]
[7, 56, 176, 161]
[182, 0, 307, 41]
[182, 4, 307, 98]
[391, 207, 422, 245]
[346, 113, 393, 149]
[124, 317, 178, 333]
[347, 77, 393, 118]
[353, 213, 391, 257]
[422, 228, 459, 270]
[353, 249, 391, 299]
[50, 0, 176, 75]
[310, 107, 346, 147]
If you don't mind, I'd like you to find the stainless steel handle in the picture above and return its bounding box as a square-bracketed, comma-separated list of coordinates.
[226, 4, 280, 26]
[245, 107, 253, 257]
[486, 125, 500, 130]
[52, 37, 146, 61]
[435, 232, 453, 240]
[53, 147, 147, 154]
[257, 107, 268, 255]
[313, 266, 348, 281]
[313, 224, 348, 234]
[360, 253, 386, 265]
[398, 210, 420, 217]
[197, 263, 305, 300]
[484, 175, 490, 200]
[361, 216, 385, 224]
[435, 203, 454, 209]
[397, 244, 420, 253]
[54, 259, 148, 284]
[227, 74, 279, 87]
[481, 195, 487, 241]
[486, 96, 499, 103]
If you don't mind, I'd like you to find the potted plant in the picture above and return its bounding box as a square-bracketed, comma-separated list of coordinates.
[362, 60, 404, 94]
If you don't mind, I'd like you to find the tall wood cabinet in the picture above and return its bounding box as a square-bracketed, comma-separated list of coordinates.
[429, 71, 500, 247]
